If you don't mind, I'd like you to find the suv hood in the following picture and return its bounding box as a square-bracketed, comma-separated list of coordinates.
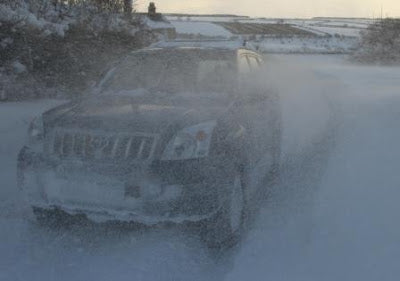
[44, 93, 230, 134]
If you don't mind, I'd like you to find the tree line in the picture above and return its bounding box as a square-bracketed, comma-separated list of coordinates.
[3, 0, 135, 15]
[355, 18, 400, 63]
[0, 0, 157, 101]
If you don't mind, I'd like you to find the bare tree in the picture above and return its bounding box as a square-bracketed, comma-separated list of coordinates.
[355, 18, 400, 63]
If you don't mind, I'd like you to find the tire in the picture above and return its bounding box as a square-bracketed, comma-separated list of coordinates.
[201, 173, 248, 249]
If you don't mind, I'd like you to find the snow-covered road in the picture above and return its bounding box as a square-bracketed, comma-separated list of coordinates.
[1, 55, 400, 281]
[229, 56, 400, 281]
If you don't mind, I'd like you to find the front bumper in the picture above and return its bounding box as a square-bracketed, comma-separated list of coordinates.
[17, 147, 235, 225]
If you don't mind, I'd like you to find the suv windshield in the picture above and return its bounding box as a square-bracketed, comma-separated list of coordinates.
[101, 49, 237, 95]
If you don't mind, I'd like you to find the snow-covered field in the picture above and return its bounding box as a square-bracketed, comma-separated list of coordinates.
[171, 21, 232, 37]
[169, 16, 370, 38]
[256, 37, 358, 54]
[1, 54, 400, 281]
[168, 16, 368, 53]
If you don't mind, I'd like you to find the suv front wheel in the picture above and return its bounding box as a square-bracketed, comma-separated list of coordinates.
[201, 172, 248, 248]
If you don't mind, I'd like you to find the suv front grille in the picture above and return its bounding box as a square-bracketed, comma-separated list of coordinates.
[49, 129, 157, 161]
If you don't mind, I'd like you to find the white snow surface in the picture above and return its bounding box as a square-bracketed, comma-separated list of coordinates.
[166, 16, 249, 22]
[1, 55, 400, 281]
[308, 25, 362, 37]
[142, 17, 174, 29]
[0, 100, 65, 218]
[227, 55, 400, 281]
[170, 17, 368, 39]
[257, 37, 358, 53]
[168, 16, 363, 53]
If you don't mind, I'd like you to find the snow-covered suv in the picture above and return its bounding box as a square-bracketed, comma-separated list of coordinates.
[17, 45, 281, 247]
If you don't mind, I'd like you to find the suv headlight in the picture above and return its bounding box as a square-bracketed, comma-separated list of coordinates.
[162, 121, 217, 160]
[28, 115, 44, 144]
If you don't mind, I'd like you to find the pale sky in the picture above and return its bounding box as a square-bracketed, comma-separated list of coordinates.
[136, 0, 400, 18]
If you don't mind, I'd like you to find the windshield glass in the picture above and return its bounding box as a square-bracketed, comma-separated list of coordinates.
[100, 49, 237, 95]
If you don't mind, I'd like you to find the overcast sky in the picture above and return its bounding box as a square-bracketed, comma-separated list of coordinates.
[136, 0, 400, 18]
